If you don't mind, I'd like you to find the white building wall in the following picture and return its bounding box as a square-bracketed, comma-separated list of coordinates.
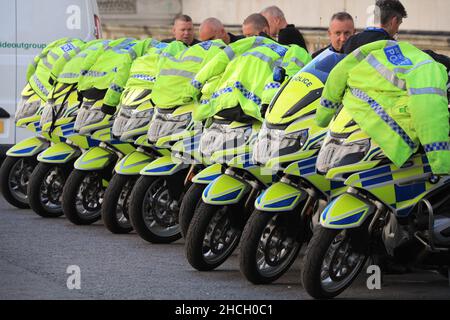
[182, 0, 450, 32]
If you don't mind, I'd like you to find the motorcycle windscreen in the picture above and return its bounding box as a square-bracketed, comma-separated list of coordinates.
[265, 49, 346, 125]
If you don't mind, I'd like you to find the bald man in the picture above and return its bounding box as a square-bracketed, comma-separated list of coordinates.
[261, 5, 308, 50]
[199, 17, 244, 44]
[241, 13, 271, 38]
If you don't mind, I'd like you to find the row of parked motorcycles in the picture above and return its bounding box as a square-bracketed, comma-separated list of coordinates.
[2, 41, 449, 299]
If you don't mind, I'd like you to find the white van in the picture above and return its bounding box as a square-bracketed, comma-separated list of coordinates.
[0, 0, 102, 158]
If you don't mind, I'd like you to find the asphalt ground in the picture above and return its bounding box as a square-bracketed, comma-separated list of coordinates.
[1, 196, 449, 301]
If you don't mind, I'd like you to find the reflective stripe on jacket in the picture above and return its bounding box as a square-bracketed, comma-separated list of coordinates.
[28, 38, 85, 100]
[317, 40, 449, 174]
[189, 36, 311, 122]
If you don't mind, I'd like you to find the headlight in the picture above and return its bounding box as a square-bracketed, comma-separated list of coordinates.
[74, 106, 105, 132]
[15, 98, 41, 122]
[252, 123, 308, 165]
[122, 108, 154, 134]
[112, 105, 134, 137]
[147, 109, 192, 143]
[199, 122, 252, 158]
[316, 133, 370, 174]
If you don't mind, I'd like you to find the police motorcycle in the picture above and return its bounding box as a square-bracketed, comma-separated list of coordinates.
[0, 38, 84, 209]
[183, 39, 314, 271]
[101, 88, 161, 233]
[0, 85, 47, 208]
[61, 88, 138, 225]
[183, 103, 269, 271]
[26, 40, 110, 218]
[301, 106, 450, 299]
[101, 42, 187, 234]
[238, 49, 348, 284]
[27, 82, 85, 217]
[127, 100, 205, 243]
[126, 39, 228, 244]
[177, 116, 260, 238]
[61, 38, 157, 226]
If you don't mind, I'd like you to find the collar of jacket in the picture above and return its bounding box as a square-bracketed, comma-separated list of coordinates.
[258, 32, 275, 41]
[364, 27, 390, 37]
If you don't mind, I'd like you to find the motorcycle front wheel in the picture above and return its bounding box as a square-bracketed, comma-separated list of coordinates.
[101, 174, 136, 234]
[239, 210, 305, 284]
[28, 162, 70, 217]
[178, 183, 205, 238]
[301, 225, 368, 299]
[185, 202, 242, 271]
[62, 169, 106, 225]
[0, 156, 36, 209]
[128, 175, 181, 244]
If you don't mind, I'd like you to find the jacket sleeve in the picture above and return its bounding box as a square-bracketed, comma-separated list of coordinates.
[283, 45, 311, 77]
[316, 40, 389, 127]
[407, 62, 450, 174]
[51, 40, 85, 79]
[315, 55, 353, 127]
[187, 37, 258, 98]
[103, 59, 132, 112]
[25, 38, 65, 81]
[261, 45, 312, 105]
[78, 45, 106, 88]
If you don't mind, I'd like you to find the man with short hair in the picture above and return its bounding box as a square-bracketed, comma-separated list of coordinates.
[199, 17, 244, 44]
[260, 5, 308, 50]
[162, 14, 200, 46]
[241, 13, 271, 38]
[342, 0, 407, 54]
[312, 12, 355, 58]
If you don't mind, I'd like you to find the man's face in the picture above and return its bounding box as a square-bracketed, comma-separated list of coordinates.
[173, 20, 194, 45]
[242, 23, 258, 37]
[328, 19, 355, 52]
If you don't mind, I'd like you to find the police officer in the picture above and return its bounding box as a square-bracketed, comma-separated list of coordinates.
[188, 34, 311, 122]
[317, 40, 449, 175]
[342, 0, 407, 54]
[241, 13, 272, 38]
[162, 14, 200, 46]
[312, 12, 355, 58]
[260, 5, 308, 51]
[198, 17, 244, 44]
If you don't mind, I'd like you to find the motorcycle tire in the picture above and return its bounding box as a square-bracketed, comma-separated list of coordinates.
[62, 169, 105, 225]
[128, 175, 181, 244]
[185, 202, 242, 271]
[0, 156, 35, 209]
[178, 183, 205, 238]
[102, 174, 135, 234]
[239, 210, 304, 284]
[27, 162, 70, 218]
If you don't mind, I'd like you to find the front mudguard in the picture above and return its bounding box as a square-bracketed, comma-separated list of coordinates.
[320, 193, 376, 229]
[202, 174, 249, 205]
[115, 151, 153, 175]
[140, 155, 189, 176]
[255, 182, 307, 212]
[37, 141, 81, 164]
[74, 146, 117, 171]
[6, 136, 49, 157]
[191, 163, 224, 185]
